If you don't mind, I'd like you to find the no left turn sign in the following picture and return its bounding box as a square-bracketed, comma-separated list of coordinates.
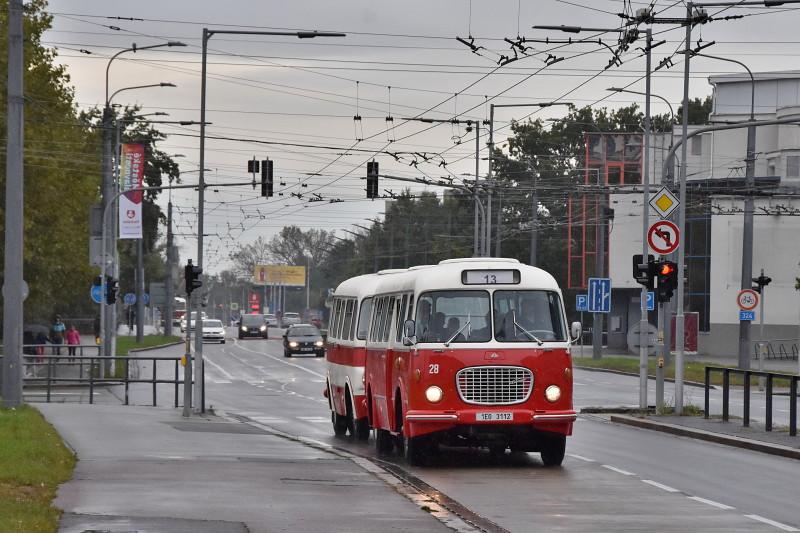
[647, 220, 680, 255]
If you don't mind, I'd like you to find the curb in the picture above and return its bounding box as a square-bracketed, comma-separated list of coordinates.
[127, 340, 184, 354]
[574, 365, 712, 389]
[609, 414, 800, 460]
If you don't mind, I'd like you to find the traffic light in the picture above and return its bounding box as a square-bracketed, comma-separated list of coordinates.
[105, 275, 119, 304]
[632, 254, 656, 290]
[752, 271, 772, 293]
[655, 259, 678, 303]
[261, 159, 274, 197]
[185, 259, 203, 295]
[366, 160, 379, 199]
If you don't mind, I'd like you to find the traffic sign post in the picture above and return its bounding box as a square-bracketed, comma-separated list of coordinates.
[575, 294, 588, 358]
[588, 278, 611, 313]
[647, 220, 680, 255]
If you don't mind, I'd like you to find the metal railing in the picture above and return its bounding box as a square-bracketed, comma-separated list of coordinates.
[704, 366, 798, 437]
[752, 339, 799, 361]
[20, 353, 190, 407]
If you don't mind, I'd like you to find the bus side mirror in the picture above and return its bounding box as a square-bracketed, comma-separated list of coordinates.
[570, 321, 582, 342]
[402, 319, 416, 346]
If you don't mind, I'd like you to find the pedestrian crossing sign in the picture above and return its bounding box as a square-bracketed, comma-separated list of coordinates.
[649, 187, 679, 219]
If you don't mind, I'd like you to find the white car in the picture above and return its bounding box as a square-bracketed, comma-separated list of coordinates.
[202, 319, 226, 343]
[264, 313, 279, 327]
[180, 311, 207, 333]
[281, 312, 302, 328]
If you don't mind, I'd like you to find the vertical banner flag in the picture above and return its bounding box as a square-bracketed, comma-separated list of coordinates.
[119, 143, 145, 239]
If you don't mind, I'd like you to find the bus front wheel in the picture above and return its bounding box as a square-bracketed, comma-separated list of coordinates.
[375, 428, 394, 455]
[540, 435, 566, 467]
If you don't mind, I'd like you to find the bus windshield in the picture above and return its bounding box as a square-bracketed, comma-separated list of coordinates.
[415, 291, 491, 343]
[493, 290, 566, 342]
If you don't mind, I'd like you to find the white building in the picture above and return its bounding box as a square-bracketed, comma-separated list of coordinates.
[606, 71, 800, 357]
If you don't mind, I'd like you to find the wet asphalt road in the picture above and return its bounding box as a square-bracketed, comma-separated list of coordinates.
[114, 331, 799, 532]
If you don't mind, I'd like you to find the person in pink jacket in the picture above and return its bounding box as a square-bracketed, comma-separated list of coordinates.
[66, 325, 81, 359]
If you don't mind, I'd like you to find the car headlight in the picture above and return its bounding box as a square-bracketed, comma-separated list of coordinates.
[315, 340, 324, 347]
[425, 385, 443, 403]
[289, 341, 299, 348]
[260, 325, 267, 331]
[241, 326, 247, 331]
[545, 385, 561, 403]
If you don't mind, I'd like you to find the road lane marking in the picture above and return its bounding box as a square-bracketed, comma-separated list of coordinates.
[233, 340, 325, 378]
[203, 355, 238, 381]
[744, 514, 799, 532]
[601, 464, 635, 476]
[641, 480, 680, 493]
[687, 496, 735, 511]
[566, 453, 595, 462]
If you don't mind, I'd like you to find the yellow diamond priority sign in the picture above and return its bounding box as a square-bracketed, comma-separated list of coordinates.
[649, 187, 679, 219]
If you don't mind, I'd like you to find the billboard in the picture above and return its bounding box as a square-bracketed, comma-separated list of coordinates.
[253, 265, 306, 287]
[119, 143, 145, 239]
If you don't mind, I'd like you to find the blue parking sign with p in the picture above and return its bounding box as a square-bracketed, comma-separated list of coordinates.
[576, 294, 588, 312]
[588, 278, 612, 313]
[646, 292, 655, 311]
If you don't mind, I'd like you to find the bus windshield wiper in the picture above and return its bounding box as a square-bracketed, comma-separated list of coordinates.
[444, 314, 471, 347]
[512, 311, 543, 345]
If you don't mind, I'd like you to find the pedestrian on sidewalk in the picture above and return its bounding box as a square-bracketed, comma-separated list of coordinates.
[66, 324, 81, 359]
[51, 315, 66, 355]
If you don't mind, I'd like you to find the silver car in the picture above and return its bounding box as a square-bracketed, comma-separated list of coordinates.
[280, 312, 301, 328]
[264, 313, 278, 327]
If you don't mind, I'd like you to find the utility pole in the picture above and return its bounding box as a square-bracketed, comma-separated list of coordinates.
[530, 172, 539, 266]
[136, 239, 145, 341]
[638, 27, 653, 410]
[2, 0, 25, 407]
[164, 186, 174, 337]
[475, 120, 483, 257]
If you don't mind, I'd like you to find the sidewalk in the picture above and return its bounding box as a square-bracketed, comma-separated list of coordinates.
[608, 413, 800, 460]
[38, 403, 451, 533]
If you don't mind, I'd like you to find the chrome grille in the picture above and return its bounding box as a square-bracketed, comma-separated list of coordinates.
[455, 366, 533, 405]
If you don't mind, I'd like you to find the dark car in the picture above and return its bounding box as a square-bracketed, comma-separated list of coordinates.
[283, 324, 324, 357]
[238, 313, 269, 339]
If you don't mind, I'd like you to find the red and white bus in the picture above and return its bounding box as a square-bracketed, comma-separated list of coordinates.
[325, 270, 405, 440]
[362, 258, 579, 466]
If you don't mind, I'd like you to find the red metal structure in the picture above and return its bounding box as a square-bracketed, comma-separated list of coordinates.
[567, 132, 643, 289]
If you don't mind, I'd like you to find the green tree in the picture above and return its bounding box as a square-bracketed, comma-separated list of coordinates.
[0, 0, 100, 323]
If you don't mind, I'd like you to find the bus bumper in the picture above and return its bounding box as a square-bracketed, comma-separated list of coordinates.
[404, 408, 576, 439]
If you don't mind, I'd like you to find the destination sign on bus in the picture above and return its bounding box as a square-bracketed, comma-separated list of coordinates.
[462, 269, 520, 285]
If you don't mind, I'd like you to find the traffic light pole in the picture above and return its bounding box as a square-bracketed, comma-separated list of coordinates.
[638, 28, 653, 411]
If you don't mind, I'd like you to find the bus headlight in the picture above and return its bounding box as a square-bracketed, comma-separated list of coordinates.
[545, 385, 561, 403]
[425, 386, 443, 403]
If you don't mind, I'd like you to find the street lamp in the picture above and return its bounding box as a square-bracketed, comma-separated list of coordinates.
[487, 102, 573, 265]
[100, 40, 184, 369]
[192, 29, 346, 416]
[537, 22, 654, 409]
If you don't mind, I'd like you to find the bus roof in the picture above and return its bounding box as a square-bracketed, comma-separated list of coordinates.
[372, 257, 560, 296]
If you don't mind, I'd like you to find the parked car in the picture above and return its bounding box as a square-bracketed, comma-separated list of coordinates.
[283, 324, 324, 357]
[202, 319, 226, 344]
[280, 312, 302, 328]
[238, 313, 269, 339]
[264, 313, 278, 327]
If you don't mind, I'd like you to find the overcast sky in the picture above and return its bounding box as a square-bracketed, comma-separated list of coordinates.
[43, 0, 800, 273]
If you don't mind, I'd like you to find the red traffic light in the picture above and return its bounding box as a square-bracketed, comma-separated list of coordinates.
[659, 263, 676, 276]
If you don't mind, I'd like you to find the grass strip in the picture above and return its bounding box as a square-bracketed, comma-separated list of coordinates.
[0, 405, 75, 533]
[113, 335, 182, 378]
[573, 356, 791, 387]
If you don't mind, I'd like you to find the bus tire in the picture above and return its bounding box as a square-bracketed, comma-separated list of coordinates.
[403, 434, 425, 466]
[540, 435, 566, 467]
[347, 391, 369, 441]
[375, 428, 394, 455]
[331, 411, 348, 437]
[354, 417, 370, 441]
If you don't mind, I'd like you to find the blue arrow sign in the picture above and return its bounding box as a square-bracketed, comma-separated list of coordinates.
[587, 278, 612, 313]
[91, 284, 103, 304]
[646, 291, 655, 311]
[576, 294, 588, 312]
[142, 293, 150, 306]
[123, 293, 136, 306]
[739, 310, 755, 321]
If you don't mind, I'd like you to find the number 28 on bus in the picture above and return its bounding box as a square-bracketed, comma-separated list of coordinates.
[324, 258, 581, 466]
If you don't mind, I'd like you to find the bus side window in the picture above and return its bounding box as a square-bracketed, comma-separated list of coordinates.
[395, 294, 408, 343]
[356, 298, 372, 340]
[330, 298, 341, 340]
[342, 299, 354, 341]
[370, 298, 384, 343]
